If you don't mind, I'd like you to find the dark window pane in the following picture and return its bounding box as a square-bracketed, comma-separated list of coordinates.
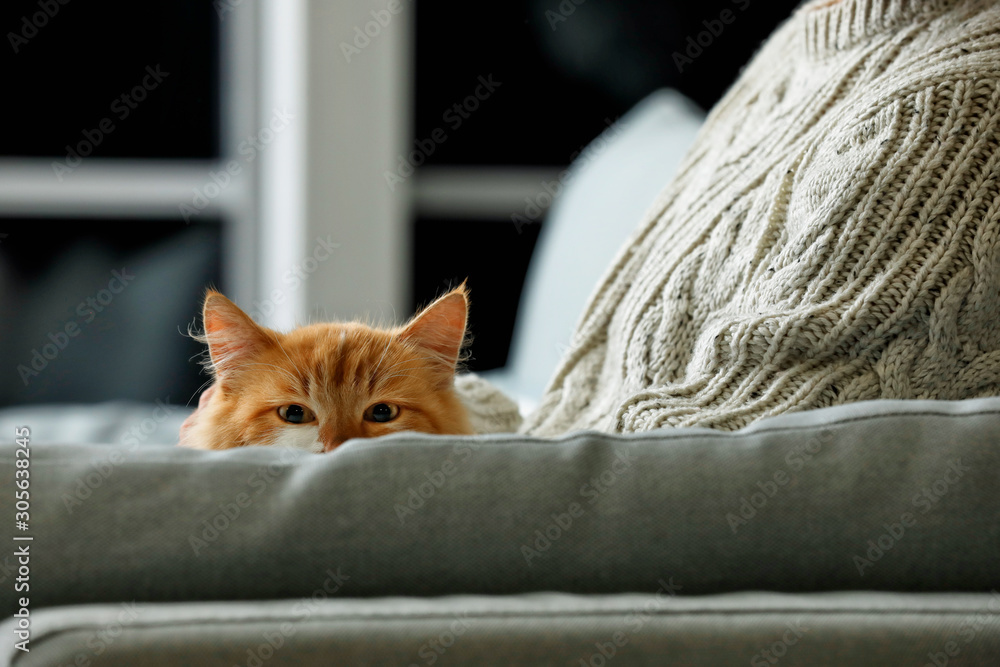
[0, 1, 219, 159]
[0, 219, 222, 406]
[415, 0, 801, 165]
[412, 217, 542, 371]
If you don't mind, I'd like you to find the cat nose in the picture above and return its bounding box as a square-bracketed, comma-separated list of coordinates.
[323, 439, 345, 453]
[318, 424, 345, 452]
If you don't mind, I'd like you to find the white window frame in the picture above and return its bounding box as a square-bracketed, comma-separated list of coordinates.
[0, 0, 559, 331]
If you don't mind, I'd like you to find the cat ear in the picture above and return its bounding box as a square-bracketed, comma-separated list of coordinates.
[399, 283, 468, 379]
[201, 290, 273, 383]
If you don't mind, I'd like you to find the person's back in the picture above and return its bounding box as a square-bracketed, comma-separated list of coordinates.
[525, 0, 1000, 435]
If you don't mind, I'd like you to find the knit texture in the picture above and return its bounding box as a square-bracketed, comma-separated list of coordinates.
[524, 0, 1000, 435]
[454, 373, 523, 433]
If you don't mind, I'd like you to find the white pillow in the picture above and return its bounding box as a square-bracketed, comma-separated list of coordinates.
[486, 89, 705, 411]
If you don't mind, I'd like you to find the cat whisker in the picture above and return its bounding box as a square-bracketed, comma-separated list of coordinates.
[377, 373, 419, 383]
[370, 333, 396, 378]
[378, 365, 430, 376]
[382, 353, 443, 367]
[378, 355, 444, 375]
[186, 378, 217, 407]
[269, 333, 305, 385]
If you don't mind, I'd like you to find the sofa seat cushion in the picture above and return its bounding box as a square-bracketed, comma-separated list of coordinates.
[1, 397, 998, 611]
[4, 592, 1000, 666]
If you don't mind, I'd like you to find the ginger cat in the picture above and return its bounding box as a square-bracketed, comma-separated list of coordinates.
[179, 285, 475, 452]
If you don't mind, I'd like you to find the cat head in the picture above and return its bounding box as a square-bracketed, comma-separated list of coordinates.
[180, 284, 474, 452]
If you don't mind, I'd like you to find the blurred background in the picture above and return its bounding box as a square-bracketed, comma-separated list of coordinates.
[0, 0, 800, 408]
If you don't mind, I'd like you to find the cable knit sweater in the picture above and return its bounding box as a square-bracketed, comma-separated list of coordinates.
[524, 0, 1000, 435]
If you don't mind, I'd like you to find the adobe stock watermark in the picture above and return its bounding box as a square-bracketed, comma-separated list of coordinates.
[51, 65, 170, 181]
[511, 116, 629, 234]
[393, 440, 484, 525]
[392, 405, 518, 525]
[17, 268, 135, 386]
[340, 0, 413, 63]
[406, 613, 472, 667]
[543, 0, 588, 31]
[673, 0, 752, 73]
[725, 429, 834, 534]
[852, 458, 970, 576]
[7, 0, 71, 54]
[749, 618, 810, 667]
[61, 398, 178, 514]
[578, 578, 683, 667]
[384, 74, 502, 192]
[922, 590, 1000, 667]
[188, 448, 300, 556]
[180, 108, 294, 223]
[520, 448, 637, 566]
[247, 235, 340, 323]
[65, 602, 142, 665]
[235, 567, 350, 667]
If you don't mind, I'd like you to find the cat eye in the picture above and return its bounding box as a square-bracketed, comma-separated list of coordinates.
[364, 403, 399, 423]
[277, 404, 316, 424]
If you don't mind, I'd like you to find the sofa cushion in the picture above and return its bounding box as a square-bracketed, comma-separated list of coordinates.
[4, 592, 1000, 666]
[0, 400, 189, 447]
[1, 397, 998, 611]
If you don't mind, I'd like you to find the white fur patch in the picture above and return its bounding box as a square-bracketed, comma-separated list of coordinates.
[267, 425, 324, 453]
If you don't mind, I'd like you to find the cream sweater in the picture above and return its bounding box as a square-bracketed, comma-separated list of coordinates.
[524, 0, 1000, 435]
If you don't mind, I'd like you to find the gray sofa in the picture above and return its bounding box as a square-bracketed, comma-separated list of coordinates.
[2, 91, 999, 665]
[2, 399, 1000, 665]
